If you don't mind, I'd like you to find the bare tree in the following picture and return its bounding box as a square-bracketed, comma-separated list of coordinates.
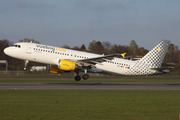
[109, 44, 128, 55]
[88, 40, 105, 54]
[137, 47, 149, 56]
[19, 38, 40, 44]
[102, 41, 111, 54]
[62, 45, 71, 49]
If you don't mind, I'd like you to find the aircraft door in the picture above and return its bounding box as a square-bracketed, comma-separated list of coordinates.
[26, 43, 32, 54]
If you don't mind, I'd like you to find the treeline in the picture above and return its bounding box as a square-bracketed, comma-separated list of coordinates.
[64, 39, 180, 63]
[63, 40, 149, 57]
[0, 38, 180, 71]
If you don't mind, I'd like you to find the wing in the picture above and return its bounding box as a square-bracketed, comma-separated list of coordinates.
[77, 53, 126, 65]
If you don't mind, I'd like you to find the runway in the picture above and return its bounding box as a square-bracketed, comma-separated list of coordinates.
[1, 82, 180, 91]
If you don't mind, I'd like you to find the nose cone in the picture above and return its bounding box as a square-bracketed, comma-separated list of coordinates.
[4, 47, 19, 59]
[4, 47, 11, 56]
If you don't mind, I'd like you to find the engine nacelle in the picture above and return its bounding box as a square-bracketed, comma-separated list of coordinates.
[58, 59, 77, 71]
[50, 65, 64, 74]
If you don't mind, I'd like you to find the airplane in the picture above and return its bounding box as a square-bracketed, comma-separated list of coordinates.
[4, 40, 171, 81]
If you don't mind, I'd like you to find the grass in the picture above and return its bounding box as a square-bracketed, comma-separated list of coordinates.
[0, 76, 180, 120]
[0, 75, 180, 83]
[0, 90, 180, 120]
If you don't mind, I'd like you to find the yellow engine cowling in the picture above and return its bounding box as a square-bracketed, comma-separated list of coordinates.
[50, 59, 77, 74]
[50, 65, 64, 74]
[59, 59, 76, 71]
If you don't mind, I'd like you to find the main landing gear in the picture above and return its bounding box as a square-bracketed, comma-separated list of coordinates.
[82, 69, 89, 80]
[75, 75, 81, 81]
[82, 74, 89, 80]
[75, 70, 89, 81]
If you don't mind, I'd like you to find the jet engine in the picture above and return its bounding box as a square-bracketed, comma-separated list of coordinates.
[58, 59, 77, 71]
[50, 59, 78, 74]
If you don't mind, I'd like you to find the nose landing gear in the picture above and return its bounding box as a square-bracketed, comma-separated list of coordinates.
[23, 60, 29, 71]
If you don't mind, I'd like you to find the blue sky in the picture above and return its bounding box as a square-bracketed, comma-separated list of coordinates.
[1, 0, 180, 50]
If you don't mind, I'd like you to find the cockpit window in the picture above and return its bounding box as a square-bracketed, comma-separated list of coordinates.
[12, 44, 21, 48]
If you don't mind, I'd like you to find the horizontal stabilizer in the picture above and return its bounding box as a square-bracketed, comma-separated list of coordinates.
[150, 67, 173, 73]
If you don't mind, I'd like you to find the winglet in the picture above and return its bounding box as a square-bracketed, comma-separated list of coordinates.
[120, 53, 126, 58]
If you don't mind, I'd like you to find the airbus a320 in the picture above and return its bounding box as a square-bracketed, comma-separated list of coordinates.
[4, 40, 171, 81]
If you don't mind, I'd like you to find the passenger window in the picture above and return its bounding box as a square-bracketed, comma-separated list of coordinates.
[18, 45, 21, 48]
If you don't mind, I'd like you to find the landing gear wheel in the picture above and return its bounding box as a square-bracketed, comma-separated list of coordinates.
[75, 76, 81, 81]
[23, 67, 27, 71]
[82, 74, 89, 80]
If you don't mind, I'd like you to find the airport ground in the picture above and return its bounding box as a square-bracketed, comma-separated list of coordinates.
[0, 74, 180, 120]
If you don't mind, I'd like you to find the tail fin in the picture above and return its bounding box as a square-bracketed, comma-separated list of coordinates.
[126, 40, 170, 75]
[138, 40, 170, 68]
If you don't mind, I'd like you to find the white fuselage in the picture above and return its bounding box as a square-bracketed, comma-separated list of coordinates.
[4, 42, 137, 75]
